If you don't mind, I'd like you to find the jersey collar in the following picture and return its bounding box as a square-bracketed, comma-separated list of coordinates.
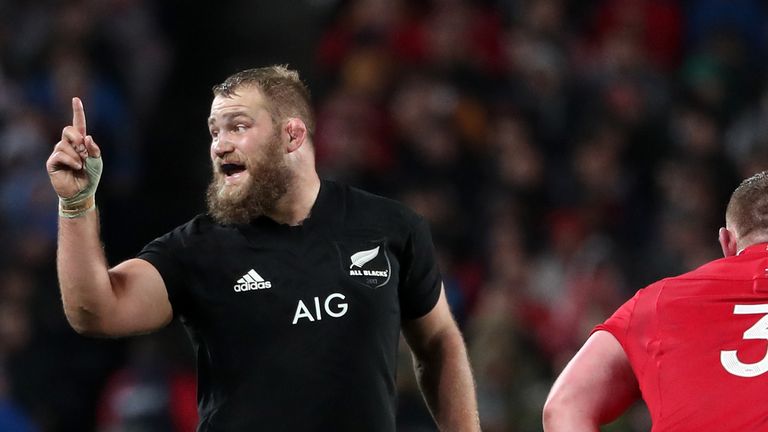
[302, 179, 334, 227]
[737, 243, 768, 256]
[245, 179, 335, 231]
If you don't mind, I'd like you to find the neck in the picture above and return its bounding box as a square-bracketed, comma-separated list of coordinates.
[737, 232, 768, 253]
[267, 169, 321, 226]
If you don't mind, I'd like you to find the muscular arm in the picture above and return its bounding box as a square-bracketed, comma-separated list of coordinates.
[542, 330, 640, 432]
[50, 97, 172, 337]
[401, 286, 480, 431]
[58, 212, 172, 336]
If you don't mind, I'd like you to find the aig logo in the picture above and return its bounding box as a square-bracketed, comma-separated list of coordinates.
[292, 293, 348, 325]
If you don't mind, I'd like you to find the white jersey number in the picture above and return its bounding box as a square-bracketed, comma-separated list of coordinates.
[720, 304, 768, 377]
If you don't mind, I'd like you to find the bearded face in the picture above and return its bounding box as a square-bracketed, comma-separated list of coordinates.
[206, 132, 292, 225]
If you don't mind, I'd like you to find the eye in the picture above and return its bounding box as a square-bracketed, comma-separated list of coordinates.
[235, 124, 247, 133]
[209, 129, 219, 139]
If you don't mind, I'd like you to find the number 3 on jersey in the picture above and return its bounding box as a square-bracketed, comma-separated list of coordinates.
[721, 304, 768, 377]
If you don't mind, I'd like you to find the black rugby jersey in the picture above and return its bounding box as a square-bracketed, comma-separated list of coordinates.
[138, 180, 442, 432]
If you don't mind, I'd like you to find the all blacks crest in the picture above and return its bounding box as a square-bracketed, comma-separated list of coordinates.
[336, 239, 392, 289]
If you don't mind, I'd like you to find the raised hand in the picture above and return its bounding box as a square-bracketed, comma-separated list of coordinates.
[46, 97, 103, 216]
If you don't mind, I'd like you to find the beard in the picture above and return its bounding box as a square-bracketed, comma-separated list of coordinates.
[206, 138, 292, 225]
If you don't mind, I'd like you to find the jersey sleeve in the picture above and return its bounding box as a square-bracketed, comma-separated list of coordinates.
[136, 230, 188, 318]
[593, 289, 641, 348]
[399, 216, 442, 320]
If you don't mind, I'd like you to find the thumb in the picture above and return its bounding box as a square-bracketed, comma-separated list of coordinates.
[85, 135, 101, 158]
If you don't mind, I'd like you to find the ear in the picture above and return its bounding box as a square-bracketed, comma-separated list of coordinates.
[283, 118, 307, 153]
[718, 227, 738, 257]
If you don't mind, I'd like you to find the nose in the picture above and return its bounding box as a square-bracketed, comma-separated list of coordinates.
[212, 136, 234, 158]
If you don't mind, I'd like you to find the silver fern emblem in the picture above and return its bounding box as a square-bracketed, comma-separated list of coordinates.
[350, 246, 380, 268]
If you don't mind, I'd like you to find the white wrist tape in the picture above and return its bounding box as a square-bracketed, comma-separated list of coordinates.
[58, 156, 103, 218]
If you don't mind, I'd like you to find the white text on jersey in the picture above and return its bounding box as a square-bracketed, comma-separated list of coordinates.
[234, 269, 272, 292]
[292, 293, 348, 324]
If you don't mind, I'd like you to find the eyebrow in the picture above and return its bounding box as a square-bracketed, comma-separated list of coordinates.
[207, 112, 252, 127]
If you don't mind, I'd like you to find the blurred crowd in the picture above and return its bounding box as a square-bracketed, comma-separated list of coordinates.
[1, 0, 767, 431]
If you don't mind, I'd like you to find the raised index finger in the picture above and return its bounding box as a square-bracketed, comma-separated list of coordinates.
[72, 97, 87, 135]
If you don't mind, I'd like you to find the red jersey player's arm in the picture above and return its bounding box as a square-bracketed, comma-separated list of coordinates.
[542, 330, 640, 432]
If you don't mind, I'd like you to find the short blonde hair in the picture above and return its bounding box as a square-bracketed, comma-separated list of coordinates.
[726, 171, 768, 238]
[212, 65, 315, 136]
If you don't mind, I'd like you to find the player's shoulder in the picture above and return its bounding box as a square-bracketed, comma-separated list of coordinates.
[329, 180, 424, 228]
[645, 265, 717, 293]
[171, 213, 217, 235]
[672, 253, 759, 282]
[152, 213, 222, 247]
[644, 254, 759, 298]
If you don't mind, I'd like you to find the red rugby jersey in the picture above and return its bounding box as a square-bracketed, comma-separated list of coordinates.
[596, 243, 768, 431]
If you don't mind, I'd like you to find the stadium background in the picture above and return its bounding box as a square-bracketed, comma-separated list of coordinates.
[1, 0, 766, 430]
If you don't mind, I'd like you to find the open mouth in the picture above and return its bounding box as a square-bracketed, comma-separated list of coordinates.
[221, 163, 246, 178]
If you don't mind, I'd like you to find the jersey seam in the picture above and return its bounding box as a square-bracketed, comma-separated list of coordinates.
[651, 278, 666, 423]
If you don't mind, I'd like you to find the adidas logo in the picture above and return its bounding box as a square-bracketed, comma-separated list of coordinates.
[233, 269, 272, 292]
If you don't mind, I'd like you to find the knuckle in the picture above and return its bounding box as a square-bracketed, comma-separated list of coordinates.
[50, 151, 65, 163]
[62, 126, 78, 140]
